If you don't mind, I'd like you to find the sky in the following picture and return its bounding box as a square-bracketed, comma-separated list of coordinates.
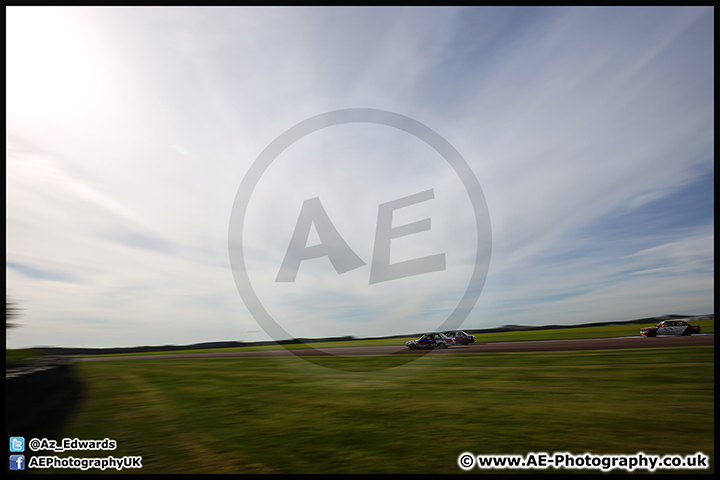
[6, 6, 714, 349]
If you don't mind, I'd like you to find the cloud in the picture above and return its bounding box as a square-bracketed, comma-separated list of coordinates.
[6, 262, 83, 284]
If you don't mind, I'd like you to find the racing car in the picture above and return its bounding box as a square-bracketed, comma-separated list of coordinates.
[442, 330, 476, 345]
[406, 333, 454, 350]
[640, 320, 701, 337]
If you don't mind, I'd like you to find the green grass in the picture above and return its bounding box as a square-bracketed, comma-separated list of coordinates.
[44, 346, 713, 474]
[5, 348, 42, 367]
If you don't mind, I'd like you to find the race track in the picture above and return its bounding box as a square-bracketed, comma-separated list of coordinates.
[76, 334, 713, 362]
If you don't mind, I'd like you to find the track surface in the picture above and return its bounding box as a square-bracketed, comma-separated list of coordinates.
[77, 334, 713, 362]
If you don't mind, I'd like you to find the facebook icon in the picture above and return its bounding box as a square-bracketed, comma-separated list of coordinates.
[10, 454, 25, 471]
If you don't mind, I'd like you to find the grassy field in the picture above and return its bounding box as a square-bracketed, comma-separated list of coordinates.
[39, 344, 713, 474]
[6, 348, 43, 367]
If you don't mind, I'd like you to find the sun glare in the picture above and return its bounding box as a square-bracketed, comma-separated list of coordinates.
[7, 8, 102, 123]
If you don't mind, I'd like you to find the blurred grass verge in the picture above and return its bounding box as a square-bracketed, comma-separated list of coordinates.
[5, 348, 42, 368]
[43, 345, 713, 474]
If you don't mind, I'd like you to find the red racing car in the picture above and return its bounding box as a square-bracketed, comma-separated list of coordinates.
[442, 330, 476, 345]
[640, 320, 701, 337]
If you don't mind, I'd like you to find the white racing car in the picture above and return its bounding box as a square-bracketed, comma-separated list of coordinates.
[640, 320, 701, 337]
[406, 333, 454, 350]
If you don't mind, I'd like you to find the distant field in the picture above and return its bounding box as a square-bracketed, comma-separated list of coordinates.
[5, 348, 42, 367]
[75, 318, 714, 358]
[42, 345, 713, 474]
